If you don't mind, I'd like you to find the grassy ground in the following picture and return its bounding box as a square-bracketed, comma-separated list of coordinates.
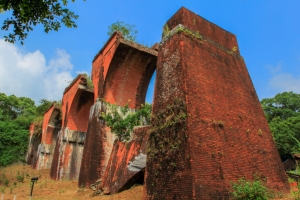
[0, 163, 142, 200]
[0, 163, 298, 200]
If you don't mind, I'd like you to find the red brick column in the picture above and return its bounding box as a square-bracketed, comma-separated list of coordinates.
[144, 7, 289, 200]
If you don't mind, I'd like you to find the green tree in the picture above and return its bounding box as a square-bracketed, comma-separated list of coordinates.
[1, 0, 82, 44]
[261, 91, 300, 159]
[35, 99, 52, 117]
[107, 21, 138, 42]
[0, 92, 55, 166]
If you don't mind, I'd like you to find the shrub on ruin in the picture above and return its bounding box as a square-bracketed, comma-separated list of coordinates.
[103, 103, 151, 141]
[231, 178, 273, 200]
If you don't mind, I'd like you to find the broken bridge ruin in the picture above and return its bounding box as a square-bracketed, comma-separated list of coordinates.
[27, 7, 289, 199]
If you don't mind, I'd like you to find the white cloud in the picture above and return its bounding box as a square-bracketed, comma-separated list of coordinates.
[0, 39, 74, 104]
[76, 70, 89, 75]
[269, 73, 300, 93]
[267, 61, 300, 94]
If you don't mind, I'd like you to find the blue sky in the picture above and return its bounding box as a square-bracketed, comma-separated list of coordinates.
[0, 0, 299, 104]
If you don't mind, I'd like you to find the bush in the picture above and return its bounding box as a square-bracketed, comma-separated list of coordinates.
[231, 178, 273, 200]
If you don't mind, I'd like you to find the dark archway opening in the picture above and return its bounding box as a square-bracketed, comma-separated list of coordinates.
[118, 169, 145, 193]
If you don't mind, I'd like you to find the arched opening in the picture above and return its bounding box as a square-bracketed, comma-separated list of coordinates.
[119, 169, 144, 193]
[103, 42, 157, 109]
[145, 71, 156, 104]
[67, 90, 94, 132]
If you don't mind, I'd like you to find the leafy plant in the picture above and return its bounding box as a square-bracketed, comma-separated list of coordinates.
[16, 171, 24, 183]
[108, 21, 138, 42]
[82, 74, 94, 89]
[4, 179, 9, 187]
[231, 178, 273, 200]
[103, 102, 151, 141]
[1, 0, 82, 44]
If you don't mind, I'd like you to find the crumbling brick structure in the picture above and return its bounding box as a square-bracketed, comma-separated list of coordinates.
[79, 32, 157, 187]
[35, 102, 61, 170]
[144, 7, 289, 199]
[99, 126, 149, 194]
[50, 74, 94, 180]
[26, 124, 41, 168]
[27, 6, 289, 199]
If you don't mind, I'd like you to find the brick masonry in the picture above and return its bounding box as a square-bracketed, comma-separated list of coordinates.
[144, 7, 290, 200]
[35, 103, 61, 170]
[26, 124, 41, 168]
[100, 126, 149, 194]
[78, 35, 157, 187]
[27, 7, 290, 199]
[50, 74, 94, 180]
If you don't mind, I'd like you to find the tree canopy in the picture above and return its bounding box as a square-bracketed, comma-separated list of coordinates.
[107, 21, 138, 42]
[1, 0, 81, 44]
[0, 93, 53, 166]
[261, 91, 300, 159]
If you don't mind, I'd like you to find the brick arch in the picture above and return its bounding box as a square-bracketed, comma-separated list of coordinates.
[41, 103, 61, 145]
[103, 44, 156, 109]
[66, 89, 94, 132]
[92, 32, 158, 109]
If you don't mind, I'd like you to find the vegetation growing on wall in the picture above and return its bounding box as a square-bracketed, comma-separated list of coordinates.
[107, 21, 138, 42]
[146, 98, 189, 197]
[103, 102, 151, 141]
[83, 73, 94, 89]
[231, 178, 273, 200]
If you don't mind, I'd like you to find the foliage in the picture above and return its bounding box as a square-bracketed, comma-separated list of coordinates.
[103, 103, 151, 141]
[261, 91, 300, 123]
[83, 73, 94, 89]
[261, 92, 300, 159]
[0, 93, 56, 166]
[231, 178, 273, 200]
[1, 0, 82, 44]
[107, 21, 138, 42]
[35, 99, 52, 117]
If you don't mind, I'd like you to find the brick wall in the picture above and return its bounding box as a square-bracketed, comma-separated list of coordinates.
[100, 126, 149, 194]
[78, 101, 116, 187]
[50, 74, 94, 180]
[26, 124, 41, 167]
[35, 104, 61, 170]
[144, 7, 289, 199]
[92, 33, 157, 109]
[79, 35, 157, 187]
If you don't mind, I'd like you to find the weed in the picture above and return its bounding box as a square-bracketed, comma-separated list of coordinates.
[258, 129, 263, 137]
[16, 171, 24, 182]
[4, 179, 9, 187]
[231, 178, 273, 200]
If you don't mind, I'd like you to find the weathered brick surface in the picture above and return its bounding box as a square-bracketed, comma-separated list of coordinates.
[100, 126, 149, 194]
[79, 34, 157, 187]
[165, 7, 239, 54]
[35, 103, 61, 170]
[145, 7, 289, 200]
[50, 74, 94, 180]
[26, 124, 41, 168]
[78, 101, 116, 187]
[92, 32, 157, 109]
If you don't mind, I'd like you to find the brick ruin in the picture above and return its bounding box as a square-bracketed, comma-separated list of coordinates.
[27, 7, 289, 199]
[50, 74, 94, 180]
[35, 102, 61, 170]
[26, 124, 41, 168]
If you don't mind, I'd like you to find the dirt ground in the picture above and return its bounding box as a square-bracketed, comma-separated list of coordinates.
[0, 163, 142, 200]
[0, 163, 298, 200]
